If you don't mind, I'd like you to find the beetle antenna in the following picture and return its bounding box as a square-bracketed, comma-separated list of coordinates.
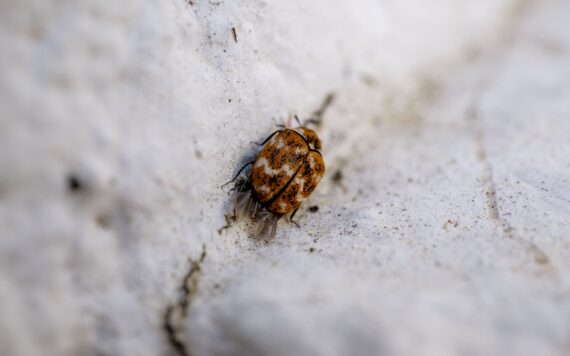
[285, 114, 294, 128]
[294, 115, 302, 127]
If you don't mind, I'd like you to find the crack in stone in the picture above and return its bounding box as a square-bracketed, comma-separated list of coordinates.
[475, 125, 515, 236]
[468, 82, 550, 268]
[463, 0, 552, 267]
[163, 245, 207, 356]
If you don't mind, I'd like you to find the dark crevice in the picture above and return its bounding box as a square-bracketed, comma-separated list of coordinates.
[163, 245, 207, 356]
[464, 29, 552, 268]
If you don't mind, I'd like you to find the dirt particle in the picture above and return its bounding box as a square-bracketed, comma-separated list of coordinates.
[529, 243, 549, 265]
[332, 170, 343, 183]
[67, 174, 85, 193]
[443, 219, 458, 231]
[308, 206, 319, 213]
[231, 27, 238, 43]
[96, 214, 112, 229]
[361, 74, 378, 87]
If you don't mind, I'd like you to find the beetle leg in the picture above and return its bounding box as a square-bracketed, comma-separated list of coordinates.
[250, 130, 280, 146]
[221, 160, 255, 188]
[289, 208, 301, 228]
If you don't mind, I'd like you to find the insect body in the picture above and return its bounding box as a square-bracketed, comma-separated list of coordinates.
[234, 127, 325, 240]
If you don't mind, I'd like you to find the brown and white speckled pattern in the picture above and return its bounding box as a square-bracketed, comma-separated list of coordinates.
[250, 128, 325, 214]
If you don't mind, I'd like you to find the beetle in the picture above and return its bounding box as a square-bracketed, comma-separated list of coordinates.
[229, 124, 325, 241]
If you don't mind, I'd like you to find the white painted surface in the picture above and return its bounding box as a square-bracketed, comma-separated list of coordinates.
[1, 0, 569, 355]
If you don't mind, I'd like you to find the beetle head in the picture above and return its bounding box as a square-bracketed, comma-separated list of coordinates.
[300, 128, 322, 151]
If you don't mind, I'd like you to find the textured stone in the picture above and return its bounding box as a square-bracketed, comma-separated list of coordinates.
[1, 1, 569, 356]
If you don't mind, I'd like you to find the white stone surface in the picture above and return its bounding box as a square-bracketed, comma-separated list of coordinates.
[1, 0, 569, 356]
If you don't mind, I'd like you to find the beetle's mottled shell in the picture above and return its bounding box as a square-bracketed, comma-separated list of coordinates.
[250, 128, 325, 214]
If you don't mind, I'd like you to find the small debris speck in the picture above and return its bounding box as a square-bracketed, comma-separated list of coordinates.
[67, 174, 83, 193]
[96, 214, 111, 229]
[332, 170, 343, 182]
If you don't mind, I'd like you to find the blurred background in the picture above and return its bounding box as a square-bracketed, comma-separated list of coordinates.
[1, 0, 569, 355]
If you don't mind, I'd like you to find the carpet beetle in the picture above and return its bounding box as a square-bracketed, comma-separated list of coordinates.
[229, 124, 325, 241]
